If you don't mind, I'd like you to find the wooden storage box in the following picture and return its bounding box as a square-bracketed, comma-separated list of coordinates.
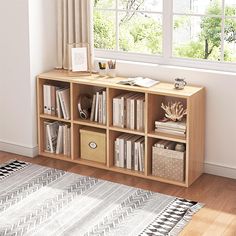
[80, 127, 106, 164]
[152, 146, 185, 182]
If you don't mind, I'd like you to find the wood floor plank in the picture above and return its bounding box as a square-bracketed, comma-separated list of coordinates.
[0, 151, 236, 235]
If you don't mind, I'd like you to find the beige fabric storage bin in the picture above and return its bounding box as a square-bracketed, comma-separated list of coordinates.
[152, 146, 185, 182]
[80, 127, 106, 164]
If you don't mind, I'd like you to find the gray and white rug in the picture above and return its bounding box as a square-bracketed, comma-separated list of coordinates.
[0, 160, 203, 236]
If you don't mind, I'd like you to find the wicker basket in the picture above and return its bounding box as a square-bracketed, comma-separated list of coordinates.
[152, 146, 185, 182]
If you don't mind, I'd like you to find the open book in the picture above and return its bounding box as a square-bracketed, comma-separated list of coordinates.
[118, 77, 159, 88]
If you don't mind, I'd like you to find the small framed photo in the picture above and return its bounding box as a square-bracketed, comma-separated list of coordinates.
[71, 47, 88, 72]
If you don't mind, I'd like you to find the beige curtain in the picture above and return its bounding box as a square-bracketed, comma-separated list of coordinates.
[57, 0, 94, 69]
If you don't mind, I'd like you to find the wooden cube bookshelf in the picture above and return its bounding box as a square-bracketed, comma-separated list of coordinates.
[37, 70, 205, 187]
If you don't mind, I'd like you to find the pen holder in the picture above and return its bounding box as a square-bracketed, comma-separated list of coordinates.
[107, 68, 116, 78]
[99, 68, 106, 76]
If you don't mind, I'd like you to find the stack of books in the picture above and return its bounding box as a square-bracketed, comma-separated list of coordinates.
[43, 85, 70, 120]
[113, 93, 145, 130]
[44, 121, 71, 157]
[155, 118, 186, 137]
[114, 134, 144, 172]
[90, 90, 106, 124]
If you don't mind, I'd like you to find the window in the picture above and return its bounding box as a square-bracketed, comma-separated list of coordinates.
[93, 0, 236, 70]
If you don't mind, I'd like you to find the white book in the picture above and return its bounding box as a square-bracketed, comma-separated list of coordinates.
[140, 141, 145, 172]
[155, 128, 186, 136]
[113, 96, 122, 127]
[46, 122, 59, 153]
[136, 97, 145, 131]
[50, 86, 56, 116]
[138, 139, 144, 171]
[155, 119, 186, 130]
[134, 137, 143, 171]
[56, 125, 63, 154]
[102, 91, 106, 125]
[56, 88, 62, 118]
[44, 121, 51, 152]
[63, 125, 68, 156]
[90, 94, 96, 121]
[126, 135, 140, 170]
[58, 88, 70, 120]
[130, 94, 142, 129]
[67, 127, 71, 157]
[43, 85, 49, 114]
[94, 91, 99, 122]
[98, 94, 102, 123]
[47, 85, 52, 115]
[118, 77, 159, 88]
[117, 133, 131, 168]
[134, 141, 139, 171]
[119, 136, 125, 168]
[114, 139, 120, 167]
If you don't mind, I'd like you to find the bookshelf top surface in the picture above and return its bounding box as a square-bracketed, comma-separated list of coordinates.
[38, 70, 204, 97]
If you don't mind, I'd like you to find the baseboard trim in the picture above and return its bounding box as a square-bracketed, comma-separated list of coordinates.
[0, 141, 235, 179]
[0, 140, 38, 158]
[204, 162, 236, 179]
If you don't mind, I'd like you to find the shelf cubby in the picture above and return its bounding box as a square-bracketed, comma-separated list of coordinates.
[147, 93, 187, 134]
[38, 118, 72, 160]
[108, 88, 145, 130]
[37, 78, 71, 117]
[72, 124, 107, 166]
[72, 83, 107, 124]
[147, 137, 186, 184]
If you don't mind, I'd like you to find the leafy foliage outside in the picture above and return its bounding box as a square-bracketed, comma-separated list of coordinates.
[93, 0, 236, 62]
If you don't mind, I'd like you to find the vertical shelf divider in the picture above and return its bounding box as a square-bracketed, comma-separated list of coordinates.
[37, 71, 205, 187]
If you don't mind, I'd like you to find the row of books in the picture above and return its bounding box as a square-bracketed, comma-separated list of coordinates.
[155, 118, 186, 137]
[113, 93, 145, 131]
[43, 85, 70, 120]
[90, 90, 106, 124]
[153, 140, 177, 150]
[114, 134, 144, 172]
[44, 121, 71, 157]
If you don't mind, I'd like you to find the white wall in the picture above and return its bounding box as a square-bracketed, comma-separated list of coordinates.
[0, 1, 235, 178]
[113, 60, 236, 178]
[28, 0, 57, 148]
[0, 1, 32, 150]
[0, 0, 56, 156]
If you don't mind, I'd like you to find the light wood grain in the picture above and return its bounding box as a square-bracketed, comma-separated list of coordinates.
[37, 70, 205, 187]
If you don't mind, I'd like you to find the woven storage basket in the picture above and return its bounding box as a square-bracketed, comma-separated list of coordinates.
[152, 146, 185, 182]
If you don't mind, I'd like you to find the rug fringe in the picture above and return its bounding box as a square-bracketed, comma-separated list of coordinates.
[169, 202, 204, 236]
[0, 159, 17, 168]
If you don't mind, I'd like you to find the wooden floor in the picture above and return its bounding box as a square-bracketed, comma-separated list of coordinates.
[0, 151, 236, 236]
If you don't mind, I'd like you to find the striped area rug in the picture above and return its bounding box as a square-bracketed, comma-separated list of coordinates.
[0, 160, 203, 236]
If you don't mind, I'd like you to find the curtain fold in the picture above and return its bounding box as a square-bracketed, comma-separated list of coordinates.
[57, 0, 94, 70]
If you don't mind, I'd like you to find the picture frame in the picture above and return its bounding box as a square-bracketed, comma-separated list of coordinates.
[67, 43, 92, 76]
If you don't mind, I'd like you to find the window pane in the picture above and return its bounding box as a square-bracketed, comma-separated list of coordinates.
[118, 0, 162, 12]
[93, 0, 115, 9]
[224, 17, 236, 61]
[225, 0, 236, 16]
[173, 0, 222, 15]
[119, 12, 162, 54]
[173, 16, 221, 60]
[94, 10, 116, 50]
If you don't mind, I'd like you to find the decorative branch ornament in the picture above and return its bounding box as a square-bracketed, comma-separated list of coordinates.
[161, 102, 187, 122]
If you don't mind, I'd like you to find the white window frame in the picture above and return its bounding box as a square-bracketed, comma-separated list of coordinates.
[94, 0, 236, 73]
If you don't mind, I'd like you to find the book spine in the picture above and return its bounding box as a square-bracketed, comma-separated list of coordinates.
[90, 94, 96, 121]
[102, 91, 106, 125]
[51, 86, 56, 116]
[95, 92, 99, 122]
[114, 139, 120, 167]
